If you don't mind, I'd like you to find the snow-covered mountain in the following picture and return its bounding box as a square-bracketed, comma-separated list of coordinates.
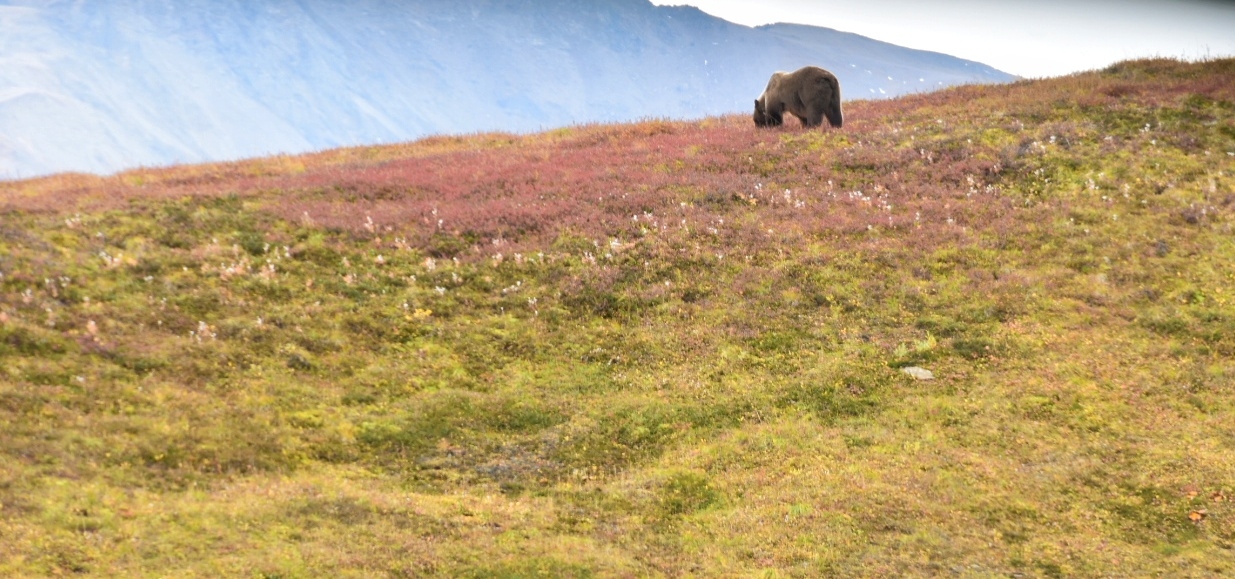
[0, 0, 1014, 179]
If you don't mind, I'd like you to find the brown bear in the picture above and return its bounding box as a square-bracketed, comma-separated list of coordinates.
[753, 66, 842, 129]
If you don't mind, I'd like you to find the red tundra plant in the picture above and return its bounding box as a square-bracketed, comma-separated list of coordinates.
[4, 57, 1229, 266]
[262, 117, 777, 253]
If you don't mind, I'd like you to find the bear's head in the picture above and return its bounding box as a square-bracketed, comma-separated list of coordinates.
[753, 99, 773, 127]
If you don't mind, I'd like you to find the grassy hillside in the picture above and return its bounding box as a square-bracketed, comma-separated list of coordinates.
[2, 58, 1234, 577]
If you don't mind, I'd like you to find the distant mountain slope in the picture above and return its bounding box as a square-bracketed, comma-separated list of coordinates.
[0, 0, 1013, 178]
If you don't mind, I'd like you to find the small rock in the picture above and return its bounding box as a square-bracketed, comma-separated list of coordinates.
[901, 366, 934, 381]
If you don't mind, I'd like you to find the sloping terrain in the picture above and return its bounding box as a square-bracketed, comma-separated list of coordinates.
[0, 0, 1012, 178]
[1, 58, 1234, 577]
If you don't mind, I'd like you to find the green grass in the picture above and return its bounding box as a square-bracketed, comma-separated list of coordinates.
[2, 57, 1234, 577]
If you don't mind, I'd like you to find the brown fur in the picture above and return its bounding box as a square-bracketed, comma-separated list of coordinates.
[753, 66, 842, 129]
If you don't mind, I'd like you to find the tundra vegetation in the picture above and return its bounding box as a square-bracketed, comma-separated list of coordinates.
[2, 58, 1234, 577]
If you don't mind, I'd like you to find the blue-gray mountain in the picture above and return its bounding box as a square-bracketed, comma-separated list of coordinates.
[0, 0, 1014, 178]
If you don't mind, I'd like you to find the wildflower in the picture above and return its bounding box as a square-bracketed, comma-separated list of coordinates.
[190, 321, 216, 342]
[259, 263, 277, 282]
[99, 251, 123, 268]
[219, 259, 251, 280]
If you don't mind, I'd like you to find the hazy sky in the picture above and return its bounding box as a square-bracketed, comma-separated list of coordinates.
[650, 0, 1235, 78]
